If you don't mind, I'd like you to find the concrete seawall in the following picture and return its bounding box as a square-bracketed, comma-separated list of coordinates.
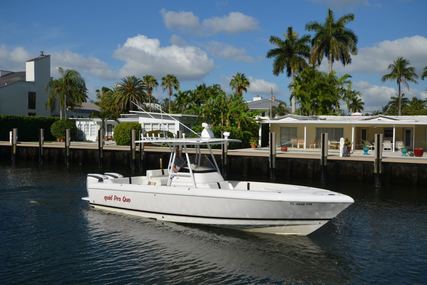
[1, 142, 426, 186]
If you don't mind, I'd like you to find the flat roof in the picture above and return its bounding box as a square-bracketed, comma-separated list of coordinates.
[265, 115, 427, 126]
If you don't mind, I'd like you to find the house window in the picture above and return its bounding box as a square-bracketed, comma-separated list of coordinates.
[280, 127, 297, 145]
[28, 92, 36, 109]
[361, 129, 367, 141]
[316, 128, 344, 141]
[28, 112, 36, 116]
[384, 128, 393, 139]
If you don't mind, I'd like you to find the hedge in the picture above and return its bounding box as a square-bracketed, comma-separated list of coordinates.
[50, 119, 78, 141]
[113, 122, 142, 145]
[0, 115, 58, 141]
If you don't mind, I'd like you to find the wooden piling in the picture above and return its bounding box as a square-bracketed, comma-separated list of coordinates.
[11, 128, 17, 161]
[269, 131, 276, 170]
[131, 129, 136, 161]
[374, 133, 383, 174]
[65, 129, 70, 163]
[320, 132, 328, 167]
[98, 128, 104, 163]
[39, 128, 44, 162]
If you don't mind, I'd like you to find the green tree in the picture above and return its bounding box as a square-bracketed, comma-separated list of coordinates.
[47, 67, 87, 119]
[96, 87, 121, 120]
[266, 26, 310, 112]
[421, 66, 427, 80]
[403, 97, 427, 115]
[229, 72, 250, 97]
[383, 95, 410, 115]
[142, 75, 158, 109]
[161, 74, 180, 113]
[290, 67, 350, 115]
[114, 76, 146, 113]
[382, 57, 418, 116]
[306, 9, 358, 73]
[344, 89, 364, 113]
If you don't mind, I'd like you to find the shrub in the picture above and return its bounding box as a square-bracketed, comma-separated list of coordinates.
[0, 115, 57, 141]
[50, 119, 78, 141]
[113, 122, 142, 145]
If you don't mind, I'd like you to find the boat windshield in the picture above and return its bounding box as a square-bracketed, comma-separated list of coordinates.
[173, 153, 217, 173]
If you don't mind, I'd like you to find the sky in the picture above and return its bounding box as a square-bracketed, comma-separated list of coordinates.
[1, 0, 427, 112]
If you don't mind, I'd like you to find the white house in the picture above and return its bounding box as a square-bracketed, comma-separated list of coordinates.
[74, 111, 198, 142]
[0, 52, 51, 116]
[265, 114, 427, 152]
[120, 111, 198, 137]
[74, 118, 118, 141]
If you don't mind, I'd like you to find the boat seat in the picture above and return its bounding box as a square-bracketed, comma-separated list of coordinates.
[148, 177, 169, 186]
[146, 169, 169, 179]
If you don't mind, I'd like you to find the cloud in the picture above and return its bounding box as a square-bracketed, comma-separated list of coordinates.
[162, 10, 200, 32]
[206, 41, 254, 62]
[161, 10, 258, 34]
[170, 34, 187, 46]
[333, 35, 427, 74]
[354, 81, 427, 111]
[0, 45, 31, 70]
[113, 34, 214, 80]
[203, 12, 258, 34]
[355, 81, 396, 111]
[51, 50, 116, 80]
[247, 77, 279, 94]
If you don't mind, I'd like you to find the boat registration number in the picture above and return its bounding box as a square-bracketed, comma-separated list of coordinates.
[290, 202, 312, 206]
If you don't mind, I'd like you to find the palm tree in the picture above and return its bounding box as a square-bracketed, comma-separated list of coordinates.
[142, 75, 158, 110]
[306, 9, 358, 73]
[47, 67, 87, 119]
[345, 90, 364, 113]
[382, 57, 418, 116]
[161, 74, 180, 113]
[266, 26, 311, 113]
[421, 66, 427, 80]
[383, 95, 410, 115]
[114, 76, 146, 113]
[229, 72, 250, 97]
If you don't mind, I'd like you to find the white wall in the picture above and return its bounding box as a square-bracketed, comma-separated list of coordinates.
[0, 55, 51, 116]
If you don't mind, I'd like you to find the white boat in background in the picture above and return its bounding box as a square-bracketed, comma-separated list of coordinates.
[83, 123, 354, 236]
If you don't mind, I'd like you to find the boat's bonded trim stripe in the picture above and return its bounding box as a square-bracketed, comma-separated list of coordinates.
[89, 186, 351, 204]
[89, 203, 332, 221]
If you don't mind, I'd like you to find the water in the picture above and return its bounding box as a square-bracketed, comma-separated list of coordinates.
[0, 161, 426, 284]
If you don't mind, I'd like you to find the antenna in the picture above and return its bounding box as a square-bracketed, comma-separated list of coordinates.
[131, 100, 199, 137]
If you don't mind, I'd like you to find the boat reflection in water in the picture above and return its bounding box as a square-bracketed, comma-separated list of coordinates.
[84, 123, 354, 236]
[83, 207, 348, 284]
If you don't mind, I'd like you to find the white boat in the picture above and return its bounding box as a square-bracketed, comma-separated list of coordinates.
[83, 124, 354, 236]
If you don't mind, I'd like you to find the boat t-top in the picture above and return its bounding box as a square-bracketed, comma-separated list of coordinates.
[83, 121, 354, 236]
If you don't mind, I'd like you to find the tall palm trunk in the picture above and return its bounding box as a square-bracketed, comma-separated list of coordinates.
[291, 74, 296, 113]
[328, 54, 333, 74]
[397, 80, 402, 116]
[168, 87, 172, 113]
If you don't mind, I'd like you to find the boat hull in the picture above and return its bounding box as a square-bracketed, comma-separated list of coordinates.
[85, 180, 352, 236]
[90, 203, 329, 235]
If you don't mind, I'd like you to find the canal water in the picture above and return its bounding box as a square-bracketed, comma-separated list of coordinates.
[0, 161, 426, 284]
